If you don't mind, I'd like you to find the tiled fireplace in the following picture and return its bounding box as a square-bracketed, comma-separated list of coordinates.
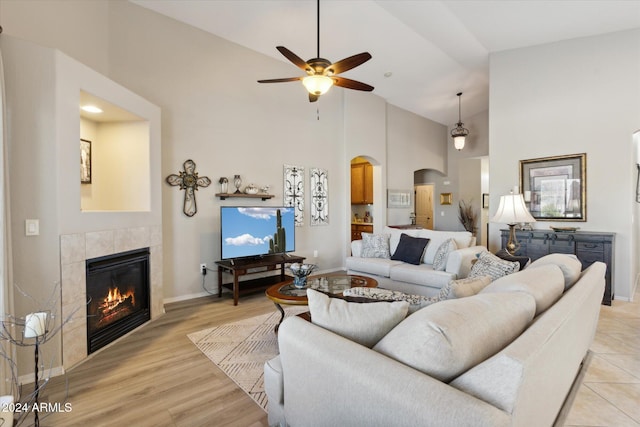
[60, 226, 163, 369]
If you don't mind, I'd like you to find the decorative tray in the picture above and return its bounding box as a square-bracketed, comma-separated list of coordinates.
[550, 226, 579, 232]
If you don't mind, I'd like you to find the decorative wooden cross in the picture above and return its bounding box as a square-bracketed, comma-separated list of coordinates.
[166, 159, 211, 217]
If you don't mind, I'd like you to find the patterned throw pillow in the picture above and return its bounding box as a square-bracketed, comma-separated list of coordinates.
[468, 251, 520, 281]
[432, 238, 458, 271]
[361, 233, 391, 258]
[343, 287, 442, 314]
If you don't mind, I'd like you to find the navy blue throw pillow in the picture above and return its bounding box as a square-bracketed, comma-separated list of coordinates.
[391, 233, 430, 265]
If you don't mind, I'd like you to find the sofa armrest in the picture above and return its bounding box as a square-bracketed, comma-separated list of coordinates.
[446, 245, 488, 278]
[277, 316, 509, 427]
[351, 239, 363, 257]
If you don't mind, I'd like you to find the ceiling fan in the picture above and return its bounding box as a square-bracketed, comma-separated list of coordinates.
[258, 0, 374, 102]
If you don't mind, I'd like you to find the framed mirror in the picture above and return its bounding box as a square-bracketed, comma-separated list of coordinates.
[519, 153, 586, 221]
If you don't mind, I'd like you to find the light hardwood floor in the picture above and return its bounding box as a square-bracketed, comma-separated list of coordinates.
[36, 285, 640, 426]
[40, 292, 275, 427]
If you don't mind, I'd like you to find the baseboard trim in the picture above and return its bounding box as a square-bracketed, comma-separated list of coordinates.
[19, 365, 65, 385]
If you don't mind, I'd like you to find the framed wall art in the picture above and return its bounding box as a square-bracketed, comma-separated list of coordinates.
[387, 190, 411, 208]
[284, 164, 304, 226]
[440, 193, 452, 205]
[519, 153, 586, 221]
[310, 167, 328, 226]
[80, 139, 92, 184]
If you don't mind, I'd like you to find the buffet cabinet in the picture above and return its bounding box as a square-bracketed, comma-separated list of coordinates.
[500, 230, 615, 305]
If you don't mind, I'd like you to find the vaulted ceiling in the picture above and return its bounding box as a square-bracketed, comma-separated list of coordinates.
[132, 0, 640, 126]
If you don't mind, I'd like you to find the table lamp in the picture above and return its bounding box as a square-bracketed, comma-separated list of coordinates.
[492, 192, 536, 255]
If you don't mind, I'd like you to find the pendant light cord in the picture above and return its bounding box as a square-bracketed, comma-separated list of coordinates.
[457, 92, 463, 124]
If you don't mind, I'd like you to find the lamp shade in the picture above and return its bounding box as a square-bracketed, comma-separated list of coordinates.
[24, 312, 47, 338]
[302, 75, 333, 95]
[453, 135, 466, 150]
[491, 194, 536, 224]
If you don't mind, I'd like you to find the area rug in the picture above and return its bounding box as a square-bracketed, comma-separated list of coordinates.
[187, 306, 308, 411]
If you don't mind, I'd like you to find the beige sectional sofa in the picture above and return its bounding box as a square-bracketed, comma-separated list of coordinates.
[346, 226, 487, 296]
[265, 255, 605, 427]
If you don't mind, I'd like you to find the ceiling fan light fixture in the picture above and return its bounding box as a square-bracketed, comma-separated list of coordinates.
[302, 75, 333, 95]
[451, 92, 469, 151]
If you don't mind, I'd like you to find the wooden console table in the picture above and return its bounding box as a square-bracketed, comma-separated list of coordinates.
[216, 254, 305, 305]
[500, 229, 615, 305]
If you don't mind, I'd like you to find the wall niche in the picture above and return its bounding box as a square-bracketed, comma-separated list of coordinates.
[80, 90, 150, 212]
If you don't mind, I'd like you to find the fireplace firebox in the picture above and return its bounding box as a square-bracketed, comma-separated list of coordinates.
[86, 248, 150, 354]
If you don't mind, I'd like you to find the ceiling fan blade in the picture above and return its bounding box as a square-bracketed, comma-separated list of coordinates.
[276, 46, 312, 73]
[309, 93, 319, 103]
[326, 52, 372, 75]
[332, 77, 374, 92]
[257, 77, 303, 83]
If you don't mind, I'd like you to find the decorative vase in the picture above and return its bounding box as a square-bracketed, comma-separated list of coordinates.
[289, 263, 317, 289]
[219, 177, 228, 194]
[233, 175, 242, 194]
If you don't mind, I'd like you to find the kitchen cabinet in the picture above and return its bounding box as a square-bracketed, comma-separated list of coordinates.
[351, 224, 373, 241]
[351, 162, 373, 204]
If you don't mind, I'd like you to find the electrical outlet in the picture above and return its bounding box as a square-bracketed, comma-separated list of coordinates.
[313, 250, 318, 258]
[200, 263, 207, 275]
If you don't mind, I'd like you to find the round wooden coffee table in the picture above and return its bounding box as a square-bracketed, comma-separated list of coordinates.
[265, 273, 378, 332]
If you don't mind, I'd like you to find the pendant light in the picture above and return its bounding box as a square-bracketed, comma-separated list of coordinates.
[451, 92, 469, 151]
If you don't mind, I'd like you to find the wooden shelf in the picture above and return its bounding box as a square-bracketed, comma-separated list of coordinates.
[216, 192, 274, 201]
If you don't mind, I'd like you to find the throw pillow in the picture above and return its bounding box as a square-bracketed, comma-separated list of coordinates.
[494, 249, 530, 271]
[527, 253, 582, 290]
[390, 233, 430, 265]
[432, 238, 458, 271]
[342, 287, 441, 313]
[443, 275, 493, 299]
[306, 289, 409, 348]
[373, 292, 536, 382]
[360, 232, 391, 259]
[468, 251, 520, 281]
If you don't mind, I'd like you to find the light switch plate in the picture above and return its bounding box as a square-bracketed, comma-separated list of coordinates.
[25, 219, 39, 236]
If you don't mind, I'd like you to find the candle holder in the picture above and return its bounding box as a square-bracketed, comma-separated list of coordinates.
[233, 175, 242, 194]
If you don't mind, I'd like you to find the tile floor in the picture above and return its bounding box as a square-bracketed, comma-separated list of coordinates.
[563, 286, 640, 426]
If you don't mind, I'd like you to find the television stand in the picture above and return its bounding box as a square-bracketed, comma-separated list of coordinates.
[215, 254, 305, 305]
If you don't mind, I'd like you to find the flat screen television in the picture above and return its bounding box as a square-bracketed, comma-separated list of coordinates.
[220, 206, 296, 260]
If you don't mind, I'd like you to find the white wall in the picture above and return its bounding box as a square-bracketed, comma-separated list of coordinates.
[2, 1, 456, 303]
[386, 104, 448, 226]
[489, 29, 640, 300]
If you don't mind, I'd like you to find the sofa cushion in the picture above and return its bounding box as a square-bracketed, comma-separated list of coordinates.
[528, 253, 582, 290]
[373, 292, 536, 382]
[468, 251, 520, 280]
[480, 263, 565, 316]
[444, 275, 493, 299]
[432, 238, 458, 271]
[360, 232, 391, 259]
[390, 233, 430, 265]
[307, 289, 409, 348]
[345, 256, 402, 278]
[419, 230, 474, 264]
[389, 263, 454, 288]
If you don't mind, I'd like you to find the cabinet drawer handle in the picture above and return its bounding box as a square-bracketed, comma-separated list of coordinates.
[584, 244, 598, 249]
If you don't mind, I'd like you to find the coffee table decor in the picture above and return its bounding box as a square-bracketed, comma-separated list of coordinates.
[288, 263, 317, 288]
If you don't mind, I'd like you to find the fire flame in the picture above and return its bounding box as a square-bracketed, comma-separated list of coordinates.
[102, 287, 135, 311]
